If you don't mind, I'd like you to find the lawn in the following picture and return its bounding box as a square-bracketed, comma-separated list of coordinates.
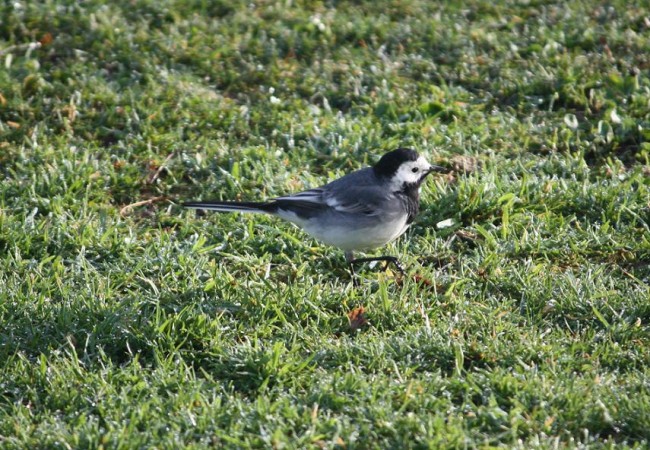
[1, 0, 649, 448]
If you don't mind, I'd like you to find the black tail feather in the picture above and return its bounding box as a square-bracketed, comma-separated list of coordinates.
[182, 201, 277, 213]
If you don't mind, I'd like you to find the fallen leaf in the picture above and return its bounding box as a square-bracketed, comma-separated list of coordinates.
[348, 307, 368, 332]
[450, 155, 480, 173]
[412, 273, 433, 287]
[40, 33, 53, 46]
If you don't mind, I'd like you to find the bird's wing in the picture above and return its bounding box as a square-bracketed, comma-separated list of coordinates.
[274, 168, 391, 216]
[274, 186, 383, 215]
[322, 184, 389, 215]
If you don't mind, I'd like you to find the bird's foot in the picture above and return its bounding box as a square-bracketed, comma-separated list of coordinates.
[347, 255, 406, 286]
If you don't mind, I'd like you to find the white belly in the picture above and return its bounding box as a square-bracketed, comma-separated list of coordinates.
[301, 215, 410, 251]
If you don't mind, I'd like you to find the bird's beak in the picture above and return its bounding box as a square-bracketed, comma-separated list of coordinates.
[426, 164, 448, 175]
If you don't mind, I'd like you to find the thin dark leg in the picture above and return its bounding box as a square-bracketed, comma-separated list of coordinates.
[349, 256, 406, 276]
[345, 251, 360, 287]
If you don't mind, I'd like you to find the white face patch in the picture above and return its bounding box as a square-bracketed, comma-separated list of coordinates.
[389, 156, 432, 191]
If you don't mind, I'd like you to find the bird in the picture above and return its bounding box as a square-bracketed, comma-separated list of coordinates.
[183, 148, 446, 283]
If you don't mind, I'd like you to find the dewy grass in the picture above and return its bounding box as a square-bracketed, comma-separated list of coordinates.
[1, 0, 649, 448]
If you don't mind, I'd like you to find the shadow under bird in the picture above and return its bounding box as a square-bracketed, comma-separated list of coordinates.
[183, 148, 447, 283]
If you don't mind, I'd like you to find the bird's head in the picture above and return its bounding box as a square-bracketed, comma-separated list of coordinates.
[373, 148, 446, 191]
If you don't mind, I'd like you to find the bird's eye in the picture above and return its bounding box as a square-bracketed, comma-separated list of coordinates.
[411, 167, 419, 173]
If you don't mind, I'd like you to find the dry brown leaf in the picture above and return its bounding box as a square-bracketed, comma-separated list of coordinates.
[412, 273, 433, 287]
[348, 307, 368, 332]
[450, 155, 480, 173]
[40, 33, 54, 46]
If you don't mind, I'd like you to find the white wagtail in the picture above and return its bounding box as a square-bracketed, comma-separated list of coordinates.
[184, 148, 446, 281]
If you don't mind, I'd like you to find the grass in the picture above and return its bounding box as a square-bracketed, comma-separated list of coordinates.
[1, 0, 650, 448]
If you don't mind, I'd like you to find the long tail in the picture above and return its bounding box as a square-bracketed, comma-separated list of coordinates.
[183, 200, 276, 214]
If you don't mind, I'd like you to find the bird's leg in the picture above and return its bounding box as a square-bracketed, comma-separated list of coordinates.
[346, 251, 406, 286]
[347, 255, 406, 278]
[345, 251, 360, 287]
[384, 256, 406, 276]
